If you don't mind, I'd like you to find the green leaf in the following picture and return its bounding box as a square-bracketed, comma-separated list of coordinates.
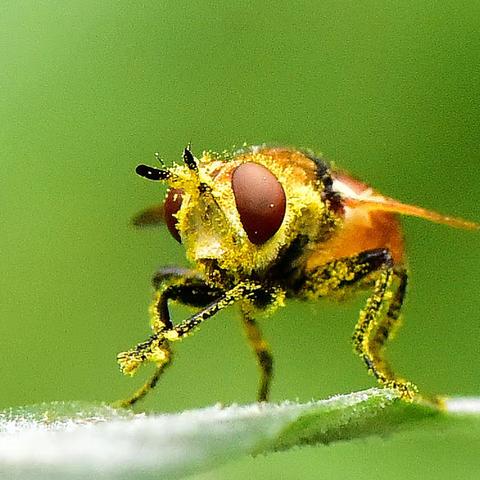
[1, 389, 479, 479]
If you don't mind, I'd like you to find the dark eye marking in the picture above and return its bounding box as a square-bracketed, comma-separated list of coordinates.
[231, 162, 286, 245]
[164, 188, 184, 243]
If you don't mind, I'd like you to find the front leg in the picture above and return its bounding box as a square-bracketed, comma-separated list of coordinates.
[116, 268, 222, 407]
[116, 279, 260, 407]
[297, 248, 417, 401]
[149, 266, 223, 332]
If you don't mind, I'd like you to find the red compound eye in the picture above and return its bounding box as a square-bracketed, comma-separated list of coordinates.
[164, 188, 184, 243]
[231, 162, 286, 245]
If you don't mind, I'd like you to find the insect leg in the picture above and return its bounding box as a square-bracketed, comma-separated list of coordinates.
[150, 267, 223, 333]
[114, 343, 173, 408]
[119, 281, 258, 375]
[118, 270, 221, 375]
[351, 257, 417, 401]
[116, 281, 259, 406]
[240, 310, 273, 402]
[116, 270, 222, 407]
[163, 281, 260, 341]
[368, 267, 408, 380]
[298, 248, 416, 400]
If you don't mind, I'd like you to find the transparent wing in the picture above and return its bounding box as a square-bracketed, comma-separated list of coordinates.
[343, 195, 479, 230]
[333, 171, 479, 230]
[131, 204, 165, 228]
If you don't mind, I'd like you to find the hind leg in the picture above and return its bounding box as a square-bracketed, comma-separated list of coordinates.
[298, 248, 417, 400]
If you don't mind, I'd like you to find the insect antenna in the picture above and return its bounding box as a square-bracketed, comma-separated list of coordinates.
[181, 144, 213, 194]
[183, 145, 198, 172]
[136, 164, 172, 181]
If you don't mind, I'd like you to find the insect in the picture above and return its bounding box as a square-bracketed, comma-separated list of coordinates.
[117, 146, 478, 407]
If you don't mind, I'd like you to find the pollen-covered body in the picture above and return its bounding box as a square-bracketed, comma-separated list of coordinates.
[117, 146, 478, 407]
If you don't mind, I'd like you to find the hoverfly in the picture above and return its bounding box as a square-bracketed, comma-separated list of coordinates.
[117, 146, 478, 406]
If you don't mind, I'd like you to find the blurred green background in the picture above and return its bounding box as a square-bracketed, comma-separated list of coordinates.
[1, 1, 479, 478]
